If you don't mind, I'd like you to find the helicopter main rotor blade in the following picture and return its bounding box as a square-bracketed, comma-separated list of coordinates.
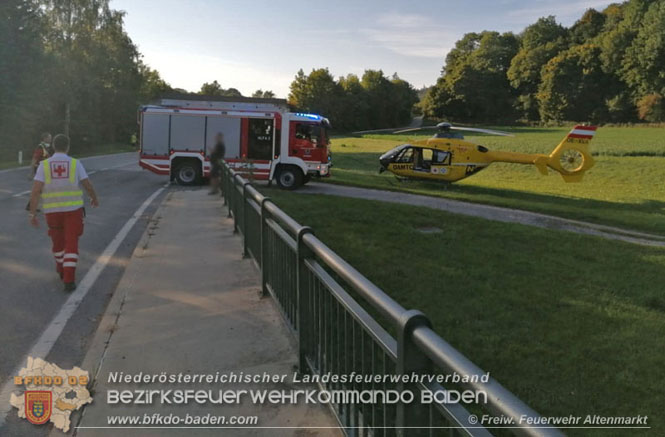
[353, 126, 413, 134]
[450, 126, 513, 136]
[393, 126, 438, 134]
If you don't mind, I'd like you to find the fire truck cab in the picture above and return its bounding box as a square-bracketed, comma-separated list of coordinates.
[138, 95, 331, 189]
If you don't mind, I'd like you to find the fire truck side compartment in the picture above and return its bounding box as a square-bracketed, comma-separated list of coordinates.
[141, 113, 169, 156]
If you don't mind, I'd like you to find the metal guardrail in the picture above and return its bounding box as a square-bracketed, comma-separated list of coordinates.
[219, 162, 563, 437]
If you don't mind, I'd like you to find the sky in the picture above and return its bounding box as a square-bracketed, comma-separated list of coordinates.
[109, 0, 616, 98]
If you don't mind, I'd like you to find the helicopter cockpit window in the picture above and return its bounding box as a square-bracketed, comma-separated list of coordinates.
[433, 150, 451, 165]
[395, 147, 414, 163]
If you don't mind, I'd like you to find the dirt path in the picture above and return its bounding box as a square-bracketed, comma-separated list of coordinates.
[299, 183, 665, 247]
[408, 115, 424, 128]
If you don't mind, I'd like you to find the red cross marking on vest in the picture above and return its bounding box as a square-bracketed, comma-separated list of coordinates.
[53, 163, 67, 178]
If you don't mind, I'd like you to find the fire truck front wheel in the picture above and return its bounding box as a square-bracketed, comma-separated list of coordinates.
[174, 160, 202, 185]
[276, 166, 303, 190]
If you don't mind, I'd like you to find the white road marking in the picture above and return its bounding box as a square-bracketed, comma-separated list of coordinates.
[0, 167, 28, 175]
[0, 186, 166, 427]
[11, 190, 31, 198]
[0, 152, 136, 174]
[0, 152, 135, 176]
[107, 162, 135, 169]
[86, 161, 134, 176]
[12, 162, 135, 197]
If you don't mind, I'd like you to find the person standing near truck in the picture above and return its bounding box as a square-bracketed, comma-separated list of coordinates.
[28, 134, 99, 292]
[208, 132, 226, 195]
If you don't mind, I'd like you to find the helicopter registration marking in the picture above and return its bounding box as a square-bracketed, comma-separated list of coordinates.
[566, 138, 589, 144]
[392, 164, 413, 170]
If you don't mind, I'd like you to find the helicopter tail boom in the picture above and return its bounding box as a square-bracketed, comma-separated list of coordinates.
[485, 125, 596, 181]
[545, 125, 596, 182]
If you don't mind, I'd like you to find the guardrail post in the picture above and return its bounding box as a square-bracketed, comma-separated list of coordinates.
[260, 198, 272, 297]
[396, 310, 432, 437]
[232, 177, 239, 233]
[222, 163, 228, 206]
[242, 182, 251, 258]
[296, 226, 314, 374]
[227, 169, 234, 219]
[227, 182, 233, 217]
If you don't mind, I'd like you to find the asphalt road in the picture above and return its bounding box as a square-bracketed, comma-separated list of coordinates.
[0, 152, 169, 436]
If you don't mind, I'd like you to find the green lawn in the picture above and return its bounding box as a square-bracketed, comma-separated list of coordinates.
[327, 126, 665, 235]
[0, 143, 136, 170]
[263, 191, 665, 436]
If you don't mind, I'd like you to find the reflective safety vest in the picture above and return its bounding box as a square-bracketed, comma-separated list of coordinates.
[38, 142, 50, 160]
[41, 157, 84, 213]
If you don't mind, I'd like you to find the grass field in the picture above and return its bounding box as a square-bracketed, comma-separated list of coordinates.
[327, 126, 665, 235]
[0, 143, 136, 170]
[263, 190, 665, 436]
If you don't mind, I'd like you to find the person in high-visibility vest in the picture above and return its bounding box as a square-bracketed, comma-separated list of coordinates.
[25, 132, 54, 211]
[28, 134, 99, 292]
[30, 132, 54, 177]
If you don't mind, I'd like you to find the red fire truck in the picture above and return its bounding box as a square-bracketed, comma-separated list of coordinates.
[138, 95, 331, 189]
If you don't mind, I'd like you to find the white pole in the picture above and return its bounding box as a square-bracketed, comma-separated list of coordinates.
[18, 151, 23, 165]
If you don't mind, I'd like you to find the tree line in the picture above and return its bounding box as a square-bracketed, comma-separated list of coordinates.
[0, 0, 172, 156]
[0, 0, 278, 158]
[3, 0, 662, 161]
[287, 68, 419, 131]
[421, 0, 665, 123]
[197, 80, 276, 99]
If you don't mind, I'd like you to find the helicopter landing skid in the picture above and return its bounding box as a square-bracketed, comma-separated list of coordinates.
[394, 176, 452, 189]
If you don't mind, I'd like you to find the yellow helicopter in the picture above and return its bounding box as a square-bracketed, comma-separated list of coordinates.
[378, 123, 596, 183]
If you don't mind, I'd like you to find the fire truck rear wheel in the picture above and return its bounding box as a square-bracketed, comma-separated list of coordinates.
[276, 166, 303, 190]
[174, 161, 202, 185]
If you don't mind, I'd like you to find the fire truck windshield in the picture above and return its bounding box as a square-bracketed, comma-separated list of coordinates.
[295, 123, 328, 147]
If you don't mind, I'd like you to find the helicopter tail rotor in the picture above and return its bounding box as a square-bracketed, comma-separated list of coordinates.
[545, 125, 596, 182]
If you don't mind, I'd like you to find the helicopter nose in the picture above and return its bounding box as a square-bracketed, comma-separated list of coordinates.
[380, 156, 393, 167]
[379, 157, 390, 172]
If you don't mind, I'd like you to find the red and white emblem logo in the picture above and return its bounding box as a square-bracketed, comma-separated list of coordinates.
[25, 391, 52, 425]
[50, 161, 70, 179]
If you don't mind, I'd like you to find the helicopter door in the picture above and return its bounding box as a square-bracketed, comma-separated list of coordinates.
[414, 148, 433, 172]
[430, 150, 452, 175]
[390, 147, 414, 175]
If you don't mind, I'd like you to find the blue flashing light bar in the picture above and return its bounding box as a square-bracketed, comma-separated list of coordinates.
[294, 112, 322, 121]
